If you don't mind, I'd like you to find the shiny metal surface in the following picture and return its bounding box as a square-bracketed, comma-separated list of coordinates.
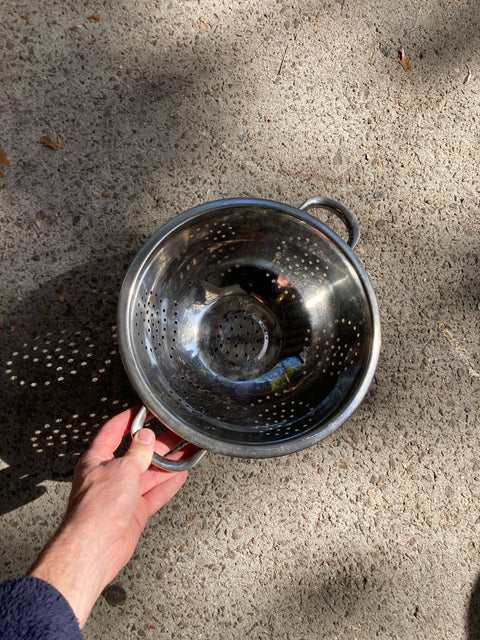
[131, 406, 206, 471]
[118, 197, 381, 460]
[299, 195, 361, 249]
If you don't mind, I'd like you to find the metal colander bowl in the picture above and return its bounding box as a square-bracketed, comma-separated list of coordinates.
[118, 196, 381, 470]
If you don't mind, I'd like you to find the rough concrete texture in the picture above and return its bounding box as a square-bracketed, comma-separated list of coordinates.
[1, 0, 480, 638]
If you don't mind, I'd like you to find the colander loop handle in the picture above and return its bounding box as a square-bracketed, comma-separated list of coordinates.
[131, 406, 206, 472]
[299, 196, 360, 249]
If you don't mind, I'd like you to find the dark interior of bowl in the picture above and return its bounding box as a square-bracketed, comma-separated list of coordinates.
[123, 204, 375, 451]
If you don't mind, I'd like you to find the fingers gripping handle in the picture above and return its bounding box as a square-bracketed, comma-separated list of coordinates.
[299, 196, 361, 249]
[131, 407, 206, 472]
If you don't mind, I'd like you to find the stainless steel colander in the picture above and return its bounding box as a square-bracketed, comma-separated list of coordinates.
[118, 196, 381, 471]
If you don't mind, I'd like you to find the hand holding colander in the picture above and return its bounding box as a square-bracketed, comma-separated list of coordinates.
[118, 196, 380, 471]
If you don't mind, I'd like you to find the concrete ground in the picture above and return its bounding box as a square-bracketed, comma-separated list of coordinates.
[1, 0, 480, 638]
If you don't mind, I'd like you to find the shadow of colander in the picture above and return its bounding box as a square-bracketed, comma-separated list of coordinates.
[0, 256, 139, 515]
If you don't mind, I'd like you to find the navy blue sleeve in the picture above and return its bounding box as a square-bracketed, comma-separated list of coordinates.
[0, 576, 83, 640]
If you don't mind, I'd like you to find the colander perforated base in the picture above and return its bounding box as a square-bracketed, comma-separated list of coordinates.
[199, 294, 282, 381]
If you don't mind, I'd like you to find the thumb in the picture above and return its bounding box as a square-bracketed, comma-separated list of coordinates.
[126, 428, 155, 473]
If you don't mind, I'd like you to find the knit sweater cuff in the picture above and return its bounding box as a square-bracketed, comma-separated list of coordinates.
[0, 576, 83, 640]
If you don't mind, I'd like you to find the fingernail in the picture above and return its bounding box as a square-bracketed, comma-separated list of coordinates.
[134, 428, 154, 445]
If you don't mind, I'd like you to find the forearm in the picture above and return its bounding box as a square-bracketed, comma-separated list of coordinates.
[29, 520, 108, 629]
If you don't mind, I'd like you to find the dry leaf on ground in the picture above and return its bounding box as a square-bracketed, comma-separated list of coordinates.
[88, 14, 100, 21]
[0, 148, 10, 167]
[0, 148, 10, 177]
[40, 135, 63, 150]
[399, 47, 412, 71]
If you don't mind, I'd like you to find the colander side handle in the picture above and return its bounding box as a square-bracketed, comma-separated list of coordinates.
[299, 196, 360, 249]
[131, 406, 206, 472]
